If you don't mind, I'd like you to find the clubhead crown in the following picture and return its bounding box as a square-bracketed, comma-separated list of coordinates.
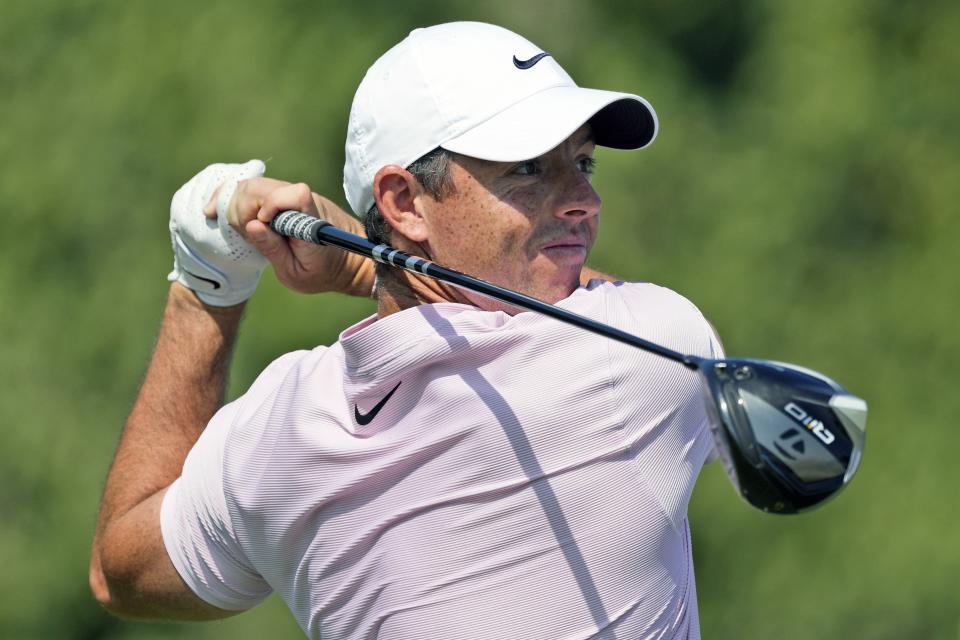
[698, 359, 867, 514]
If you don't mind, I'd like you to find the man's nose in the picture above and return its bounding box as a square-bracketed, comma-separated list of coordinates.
[554, 169, 601, 220]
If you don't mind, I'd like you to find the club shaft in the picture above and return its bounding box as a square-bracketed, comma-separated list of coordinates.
[271, 211, 700, 370]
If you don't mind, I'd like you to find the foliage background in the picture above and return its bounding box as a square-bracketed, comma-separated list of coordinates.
[2, 0, 957, 638]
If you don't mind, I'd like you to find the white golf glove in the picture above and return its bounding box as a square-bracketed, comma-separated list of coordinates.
[167, 160, 268, 306]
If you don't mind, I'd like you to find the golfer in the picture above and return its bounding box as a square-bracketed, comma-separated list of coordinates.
[91, 22, 723, 639]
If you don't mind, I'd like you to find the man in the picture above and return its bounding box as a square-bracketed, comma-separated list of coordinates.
[91, 22, 723, 639]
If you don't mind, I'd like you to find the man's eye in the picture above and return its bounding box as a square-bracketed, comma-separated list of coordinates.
[578, 157, 597, 174]
[513, 160, 540, 176]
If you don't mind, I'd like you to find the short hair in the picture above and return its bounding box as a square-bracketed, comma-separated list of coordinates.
[363, 147, 456, 289]
[363, 147, 455, 243]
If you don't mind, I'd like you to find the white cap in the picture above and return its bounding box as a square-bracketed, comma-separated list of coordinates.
[343, 22, 659, 217]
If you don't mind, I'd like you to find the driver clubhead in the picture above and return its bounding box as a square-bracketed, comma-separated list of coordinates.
[698, 359, 867, 514]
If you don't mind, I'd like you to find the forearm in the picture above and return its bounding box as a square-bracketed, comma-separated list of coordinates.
[99, 283, 243, 517]
[312, 193, 376, 297]
[92, 283, 244, 610]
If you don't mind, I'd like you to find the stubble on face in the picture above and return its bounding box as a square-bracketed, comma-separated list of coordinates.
[419, 127, 600, 308]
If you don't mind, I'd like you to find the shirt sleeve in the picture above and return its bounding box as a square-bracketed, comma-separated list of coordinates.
[607, 281, 728, 466]
[702, 318, 726, 464]
[160, 402, 273, 611]
[595, 282, 726, 524]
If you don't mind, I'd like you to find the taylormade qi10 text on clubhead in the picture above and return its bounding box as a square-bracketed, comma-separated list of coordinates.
[270, 210, 867, 514]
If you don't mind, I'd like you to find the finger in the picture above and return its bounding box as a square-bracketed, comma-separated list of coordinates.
[225, 180, 261, 234]
[204, 185, 222, 219]
[246, 219, 293, 266]
[255, 182, 318, 224]
[223, 177, 291, 236]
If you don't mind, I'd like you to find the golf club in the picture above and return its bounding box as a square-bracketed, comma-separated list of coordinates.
[270, 210, 867, 514]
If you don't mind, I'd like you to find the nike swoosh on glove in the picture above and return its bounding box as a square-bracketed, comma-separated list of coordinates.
[167, 160, 268, 306]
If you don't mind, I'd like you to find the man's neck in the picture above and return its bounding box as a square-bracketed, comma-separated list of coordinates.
[376, 270, 472, 318]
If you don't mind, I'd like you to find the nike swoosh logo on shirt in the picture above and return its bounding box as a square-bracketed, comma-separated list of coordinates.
[354, 381, 402, 425]
[513, 52, 551, 69]
[183, 269, 221, 290]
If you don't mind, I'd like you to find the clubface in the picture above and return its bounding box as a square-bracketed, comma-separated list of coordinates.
[698, 359, 867, 514]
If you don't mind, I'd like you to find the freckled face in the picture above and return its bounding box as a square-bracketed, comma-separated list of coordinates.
[420, 125, 601, 307]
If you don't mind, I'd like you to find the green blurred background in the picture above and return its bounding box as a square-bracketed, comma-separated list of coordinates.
[2, 0, 958, 638]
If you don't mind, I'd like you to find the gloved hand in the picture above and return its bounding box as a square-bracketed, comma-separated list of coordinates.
[167, 160, 268, 306]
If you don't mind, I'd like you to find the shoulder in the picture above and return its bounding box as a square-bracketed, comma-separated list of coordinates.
[216, 343, 344, 505]
[237, 347, 331, 410]
[250, 348, 320, 392]
[201, 346, 336, 458]
[184, 348, 321, 457]
[582, 278, 696, 307]
[575, 279, 706, 323]
[574, 280, 722, 360]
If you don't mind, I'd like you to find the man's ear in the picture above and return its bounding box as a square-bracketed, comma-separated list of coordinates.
[373, 166, 429, 243]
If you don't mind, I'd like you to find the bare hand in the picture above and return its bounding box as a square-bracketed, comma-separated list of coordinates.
[204, 178, 374, 297]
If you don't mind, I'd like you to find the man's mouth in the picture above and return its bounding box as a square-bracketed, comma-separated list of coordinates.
[542, 234, 588, 259]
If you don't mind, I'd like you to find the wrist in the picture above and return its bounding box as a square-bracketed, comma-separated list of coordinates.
[313, 193, 364, 235]
[168, 161, 269, 307]
[169, 282, 247, 319]
[311, 194, 378, 298]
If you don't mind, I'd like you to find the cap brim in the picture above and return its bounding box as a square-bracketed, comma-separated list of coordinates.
[441, 86, 658, 162]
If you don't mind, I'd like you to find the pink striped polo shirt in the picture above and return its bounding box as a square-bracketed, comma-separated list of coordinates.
[161, 280, 723, 639]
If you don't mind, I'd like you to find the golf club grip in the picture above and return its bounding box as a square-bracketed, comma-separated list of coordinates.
[269, 210, 698, 369]
[269, 210, 331, 243]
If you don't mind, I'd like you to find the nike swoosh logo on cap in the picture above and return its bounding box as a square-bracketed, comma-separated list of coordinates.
[513, 52, 551, 70]
[354, 381, 402, 425]
[184, 269, 221, 290]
